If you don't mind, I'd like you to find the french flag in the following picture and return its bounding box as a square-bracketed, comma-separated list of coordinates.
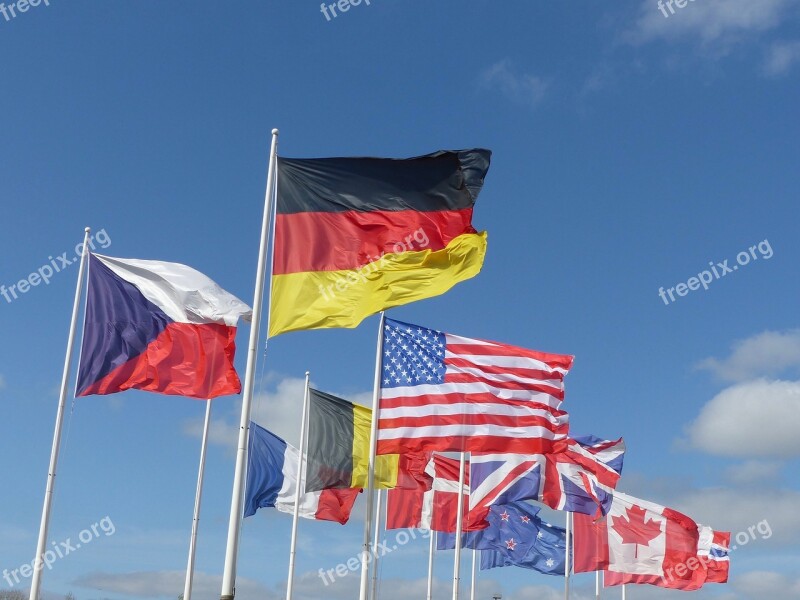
[244, 422, 359, 524]
[76, 254, 252, 399]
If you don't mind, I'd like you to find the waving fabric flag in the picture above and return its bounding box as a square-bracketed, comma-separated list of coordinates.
[437, 503, 566, 576]
[573, 492, 726, 591]
[468, 435, 624, 526]
[244, 422, 358, 525]
[386, 454, 471, 532]
[306, 388, 430, 491]
[378, 318, 573, 455]
[698, 527, 730, 584]
[269, 149, 491, 336]
[76, 254, 251, 399]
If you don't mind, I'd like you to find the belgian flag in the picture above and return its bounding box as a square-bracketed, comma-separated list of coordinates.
[269, 149, 491, 336]
[305, 388, 430, 492]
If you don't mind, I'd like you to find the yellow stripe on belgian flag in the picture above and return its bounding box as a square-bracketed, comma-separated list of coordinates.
[269, 232, 487, 337]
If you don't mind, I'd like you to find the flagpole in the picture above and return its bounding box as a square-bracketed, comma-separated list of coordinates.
[469, 549, 477, 600]
[452, 451, 467, 600]
[564, 512, 572, 600]
[182, 399, 213, 600]
[595, 570, 600, 599]
[358, 311, 387, 600]
[285, 372, 310, 600]
[621, 584, 626, 600]
[29, 227, 91, 600]
[221, 129, 279, 600]
[426, 531, 435, 600]
[370, 489, 383, 600]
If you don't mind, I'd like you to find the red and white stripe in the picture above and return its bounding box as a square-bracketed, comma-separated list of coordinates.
[378, 332, 573, 454]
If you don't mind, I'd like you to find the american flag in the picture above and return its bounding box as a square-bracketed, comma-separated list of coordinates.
[377, 318, 573, 455]
[468, 435, 625, 524]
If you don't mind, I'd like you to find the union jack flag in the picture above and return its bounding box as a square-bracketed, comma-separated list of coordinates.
[378, 318, 573, 455]
[468, 435, 625, 524]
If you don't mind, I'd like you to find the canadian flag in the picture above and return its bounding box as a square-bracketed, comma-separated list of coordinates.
[574, 492, 727, 591]
[386, 454, 474, 532]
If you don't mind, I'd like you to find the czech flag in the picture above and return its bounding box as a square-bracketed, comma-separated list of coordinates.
[269, 149, 491, 336]
[76, 254, 251, 399]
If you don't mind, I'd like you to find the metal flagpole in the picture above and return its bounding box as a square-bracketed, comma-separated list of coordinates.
[220, 129, 279, 600]
[29, 226, 91, 600]
[564, 512, 572, 600]
[470, 548, 477, 600]
[426, 531, 435, 600]
[621, 584, 626, 600]
[358, 312, 387, 600]
[595, 570, 600, 599]
[183, 399, 213, 600]
[451, 452, 467, 600]
[370, 489, 383, 600]
[286, 372, 311, 600]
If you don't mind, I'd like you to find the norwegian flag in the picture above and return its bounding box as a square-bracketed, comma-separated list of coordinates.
[697, 527, 730, 584]
[468, 435, 625, 524]
[378, 318, 573, 455]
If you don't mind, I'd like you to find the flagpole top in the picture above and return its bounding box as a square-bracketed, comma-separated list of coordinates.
[305, 371, 310, 376]
[84, 227, 91, 233]
[272, 128, 279, 136]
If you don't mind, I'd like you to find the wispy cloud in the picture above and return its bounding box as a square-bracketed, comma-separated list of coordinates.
[74, 570, 269, 600]
[684, 379, 800, 458]
[630, 0, 796, 46]
[479, 60, 548, 108]
[763, 39, 800, 75]
[695, 329, 800, 382]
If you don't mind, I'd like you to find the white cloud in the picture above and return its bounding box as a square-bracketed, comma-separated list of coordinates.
[763, 39, 800, 75]
[73, 570, 271, 600]
[288, 573, 504, 600]
[630, 0, 796, 45]
[724, 459, 783, 485]
[183, 375, 372, 449]
[696, 330, 800, 382]
[480, 60, 548, 108]
[734, 571, 800, 598]
[684, 379, 800, 458]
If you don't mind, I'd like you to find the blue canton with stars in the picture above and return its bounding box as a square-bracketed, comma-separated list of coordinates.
[382, 318, 447, 389]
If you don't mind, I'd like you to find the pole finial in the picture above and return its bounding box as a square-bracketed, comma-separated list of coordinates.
[272, 128, 279, 136]
[84, 226, 91, 233]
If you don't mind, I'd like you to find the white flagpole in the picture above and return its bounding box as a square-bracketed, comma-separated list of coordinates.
[220, 129, 279, 600]
[595, 570, 601, 599]
[470, 548, 477, 600]
[451, 451, 467, 600]
[621, 584, 626, 600]
[183, 398, 213, 600]
[564, 512, 572, 600]
[286, 372, 310, 600]
[370, 489, 383, 600]
[29, 226, 91, 600]
[358, 311, 387, 600]
[426, 531, 435, 600]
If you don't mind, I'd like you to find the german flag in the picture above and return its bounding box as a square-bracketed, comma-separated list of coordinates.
[305, 388, 430, 492]
[269, 149, 491, 337]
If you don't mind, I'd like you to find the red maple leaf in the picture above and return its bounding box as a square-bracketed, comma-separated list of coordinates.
[611, 505, 661, 558]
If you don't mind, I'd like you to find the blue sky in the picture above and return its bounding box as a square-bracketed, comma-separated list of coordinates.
[1, 0, 799, 599]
